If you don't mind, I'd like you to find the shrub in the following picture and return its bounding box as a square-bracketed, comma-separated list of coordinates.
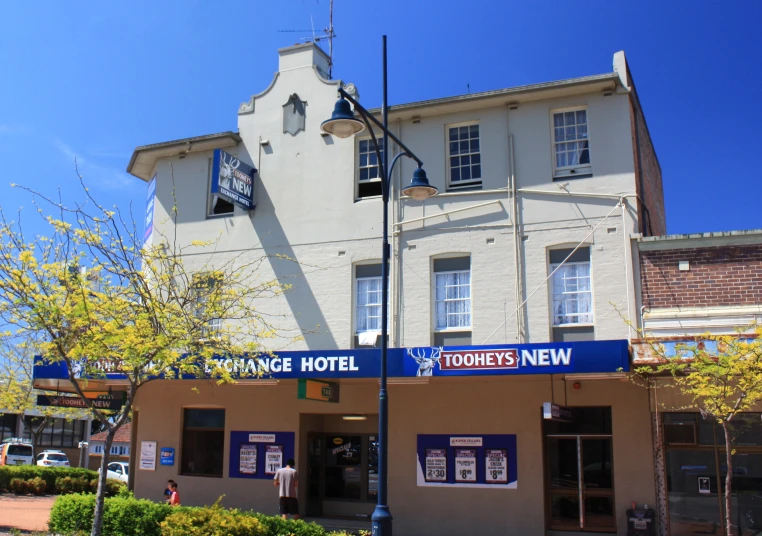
[252, 512, 327, 536]
[50, 493, 170, 536]
[29, 477, 47, 496]
[9, 478, 28, 495]
[105, 478, 127, 497]
[48, 493, 95, 534]
[55, 476, 74, 494]
[102, 496, 172, 536]
[160, 500, 265, 536]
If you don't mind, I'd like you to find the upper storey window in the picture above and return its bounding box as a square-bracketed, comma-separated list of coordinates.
[447, 123, 481, 190]
[552, 108, 591, 179]
[357, 138, 385, 199]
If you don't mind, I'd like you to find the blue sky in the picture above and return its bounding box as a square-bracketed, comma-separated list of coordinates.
[0, 0, 759, 236]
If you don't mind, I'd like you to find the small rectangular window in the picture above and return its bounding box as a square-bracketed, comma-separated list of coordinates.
[552, 109, 591, 179]
[549, 248, 592, 326]
[434, 257, 471, 330]
[192, 273, 223, 339]
[357, 138, 385, 199]
[354, 264, 388, 348]
[447, 124, 481, 190]
[181, 409, 225, 477]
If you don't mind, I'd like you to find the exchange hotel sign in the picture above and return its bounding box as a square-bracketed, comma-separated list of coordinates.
[211, 149, 256, 210]
[33, 341, 629, 383]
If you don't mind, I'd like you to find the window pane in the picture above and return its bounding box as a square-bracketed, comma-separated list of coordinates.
[184, 409, 225, 429]
[181, 429, 224, 476]
[449, 128, 458, 141]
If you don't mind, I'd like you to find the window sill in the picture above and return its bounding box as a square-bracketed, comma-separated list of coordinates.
[179, 472, 224, 478]
[433, 328, 473, 333]
[206, 213, 234, 219]
[355, 195, 382, 202]
[446, 182, 482, 192]
[553, 172, 593, 181]
[553, 323, 594, 328]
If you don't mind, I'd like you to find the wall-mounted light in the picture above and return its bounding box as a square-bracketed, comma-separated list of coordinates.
[260, 139, 270, 146]
[678, 260, 690, 271]
[507, 102, 519, 110]
[342, 414, 368, 421]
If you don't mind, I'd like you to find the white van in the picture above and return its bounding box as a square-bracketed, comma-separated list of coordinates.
[0, 438, 34, 466]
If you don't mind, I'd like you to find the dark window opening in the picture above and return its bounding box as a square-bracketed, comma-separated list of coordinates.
[181, 409, 225, 477]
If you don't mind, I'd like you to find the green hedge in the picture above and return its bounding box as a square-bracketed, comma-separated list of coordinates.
[49, 494, 369, 536]
[0, 466, 97, 491]
[0, 466, 126, 496]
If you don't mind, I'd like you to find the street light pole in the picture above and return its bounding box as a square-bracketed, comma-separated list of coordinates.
[321, 35, 438, 536]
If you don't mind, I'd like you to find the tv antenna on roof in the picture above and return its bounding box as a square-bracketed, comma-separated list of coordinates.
[278, 0, 336, 78]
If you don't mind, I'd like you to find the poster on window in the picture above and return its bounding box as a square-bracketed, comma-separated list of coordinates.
[265, 444, 283, 475]
[485, 449, 508, 483]
[424, 449, 447, 482]
[454, 449, 477, 482]
[139, 441, 156, 471]
[239, 445, 257, 475]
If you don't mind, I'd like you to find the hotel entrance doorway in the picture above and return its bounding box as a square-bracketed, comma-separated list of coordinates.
[306, 432, 379, 518]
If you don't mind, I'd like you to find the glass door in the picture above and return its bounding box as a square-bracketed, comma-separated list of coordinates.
[547, 436, 616, 532]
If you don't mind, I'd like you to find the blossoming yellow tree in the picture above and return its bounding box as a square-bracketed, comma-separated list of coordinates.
[637, 328, 762, 536]
[0, 183, 294, 536]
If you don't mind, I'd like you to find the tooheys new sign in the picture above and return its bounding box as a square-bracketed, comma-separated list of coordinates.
[402, 340, 629, 377]
[211, 149, 256, 210]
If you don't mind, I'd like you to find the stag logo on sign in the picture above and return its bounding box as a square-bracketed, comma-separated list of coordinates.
[211, 149, 257, 210]
[408, 347, 442, 376]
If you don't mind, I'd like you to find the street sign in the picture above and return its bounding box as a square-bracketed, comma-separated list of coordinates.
[297, 379, 340, 403]
[37, 394, 124, 410]
[542, 402, 573, 423]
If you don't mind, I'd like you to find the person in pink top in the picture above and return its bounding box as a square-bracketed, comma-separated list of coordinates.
[169, 483, 180, 506]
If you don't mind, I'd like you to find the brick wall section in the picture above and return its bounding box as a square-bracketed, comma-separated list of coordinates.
[628, 68, 666, 236]
[640, 244, 762, 308]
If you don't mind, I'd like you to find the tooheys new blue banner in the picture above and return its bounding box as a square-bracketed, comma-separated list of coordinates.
[211, 149, 256, 210]
[33, 340, 628, 382]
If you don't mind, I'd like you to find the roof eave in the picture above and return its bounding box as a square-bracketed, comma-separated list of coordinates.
[127, 131, 242, 182]
[366, 72, 622, 119]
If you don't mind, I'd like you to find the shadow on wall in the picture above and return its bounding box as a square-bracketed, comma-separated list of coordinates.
[250, 181, 338, 351]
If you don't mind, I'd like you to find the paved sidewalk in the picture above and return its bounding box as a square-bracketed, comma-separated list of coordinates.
[0, 493, 55, 534]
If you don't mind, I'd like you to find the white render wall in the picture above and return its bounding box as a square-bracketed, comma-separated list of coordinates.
[147, 43, 640, 350]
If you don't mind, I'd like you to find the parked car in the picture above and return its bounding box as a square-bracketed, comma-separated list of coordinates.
[36, 450, 70, 467]
[0, 438, 34, 466]
[99, 461, 129, 483]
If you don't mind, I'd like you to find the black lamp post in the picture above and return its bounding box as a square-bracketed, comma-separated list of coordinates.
[321, 35, 437, 536]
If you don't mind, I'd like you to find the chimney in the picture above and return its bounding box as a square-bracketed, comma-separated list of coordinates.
[278, 42, 330, 78]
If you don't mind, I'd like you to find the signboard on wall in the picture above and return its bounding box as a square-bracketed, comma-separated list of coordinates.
[33, 340, 629, 385]
[416, 434, 517, 489]
[143, 174, 156, 246]
[140, 441, 157, 471]
[228, 431, 294, 480]
[210, 149, 256, 210]
[297, 379, 340, 403]
[160, 448, 175, 466]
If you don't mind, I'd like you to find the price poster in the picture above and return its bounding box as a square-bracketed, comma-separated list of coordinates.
[454, 449, 477, 482]
[239, 444, 258, 474]
[265, 444, 283, 475]
[485, 449, 508, 483]
[424, 449, 447, 482]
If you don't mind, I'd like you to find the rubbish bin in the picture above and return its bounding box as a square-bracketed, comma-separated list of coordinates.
[626, 508, 656, 536]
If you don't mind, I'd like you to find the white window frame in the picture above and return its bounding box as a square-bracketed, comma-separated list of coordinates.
[434, 269, 472, 331]
[92, 444, 103, 454]
[356, 137, 385, 200]
[550, 107, 592, 179]
[192, 274, 222, 339]
[549, 259, 594, 326]
[355, 275, 384, 334]
[445, 121, 482, 190]
[207, 157, 235, 218]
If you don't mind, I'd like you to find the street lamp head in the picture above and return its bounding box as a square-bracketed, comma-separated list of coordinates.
[402, 167, 438, 201]
[321, 97, 366, 138]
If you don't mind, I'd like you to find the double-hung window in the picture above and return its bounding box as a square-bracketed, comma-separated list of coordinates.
[207, 158, 235, 217]
[434, 257, 471, 334]
[192, 273, 223, 339]
[447, 123, 481, 190]
[552, 108, 591, 179]
[355, 264, 386, 347]
[549, 248, 594, 342]
[357, 138, 385, 199]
